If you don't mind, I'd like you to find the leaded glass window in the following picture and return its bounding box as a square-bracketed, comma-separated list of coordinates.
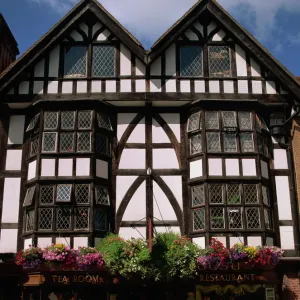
[42, 132, 57, 152]
[44, 112, 58, 130]
[25, 210, 35, 232]
[95, 209, 107, 231]
[240, 133, 254, 152]
[208, 46, 231, 77]
[193, 208, 205, 231]
[223, 133, 237, 152]
[264, 209, 272, 230]
[75, 208, 89, 230]
[187, 112, 201, 132]
[190, 134, 202, 155]
[238, 112, 252, 130]
[180, 46, 203, 77]
[38, 208, 53, 230]
[92, 45, 115, 77]
[23, 186, 36, 207]
[64, 46, 87, 78]
[244, 184, 258, 204]
[60, 132, 75, 152]
[228, 207, 243, 229]
[97, 113, 112, 130]
[77, 132, 91, 152]
[56, 207, 72, 230]
[61, 111, 75, 129]
[205, 111, 219, 129]
[210, 208, 225, 229]
[56, 184, 72, 202]
[96, 134, 109, 155]
[191, 185, 205, 207]
[75, 184, 90, 204]
[95, 186, 110, 205]
[209, 184, 223, 204]
[222, 111, 236, 128]
[246, 208, 261, 229]
[262, 186, 270, 206]
[26, 114, 40, 132]
[227, 184, 241, 204]
[30, 135, 39, 157]
[207, 132, 220, 152]
[78, 111, 92, 129]
[40, 185, 55, 205]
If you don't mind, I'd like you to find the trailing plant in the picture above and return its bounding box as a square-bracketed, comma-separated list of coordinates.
[15, 246, 43, 269]
[43, 243, 76, 267]
[75, 247, 105, 270]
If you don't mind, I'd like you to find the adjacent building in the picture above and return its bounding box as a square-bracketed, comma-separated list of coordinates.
[0, 0, 300, 299]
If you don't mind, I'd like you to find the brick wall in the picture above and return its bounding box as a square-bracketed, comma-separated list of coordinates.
[282, 274, 300, 300]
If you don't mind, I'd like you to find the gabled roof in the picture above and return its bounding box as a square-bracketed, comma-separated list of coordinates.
[0, 0, 145, 93]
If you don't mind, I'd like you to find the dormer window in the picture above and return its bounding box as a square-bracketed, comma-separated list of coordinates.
[64, 46, 87, 78]
[208, 46, 231, 77]
[180, 45, 203, 77]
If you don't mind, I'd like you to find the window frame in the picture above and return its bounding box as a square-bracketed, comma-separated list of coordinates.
[179, 45, 204, 77]
[92, 44, 116, 78]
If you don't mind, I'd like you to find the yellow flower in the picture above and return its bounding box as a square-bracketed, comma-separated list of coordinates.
[244, 246, 257, 259]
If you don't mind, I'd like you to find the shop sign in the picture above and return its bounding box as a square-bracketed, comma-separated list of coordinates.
[49, 274, 119, 285]
[199, 273, 266, 283]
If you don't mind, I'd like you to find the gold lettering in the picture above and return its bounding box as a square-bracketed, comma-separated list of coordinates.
[205, 275, 210, 282]
[73, 276, 78, 283]
[237, 275, 243, 283]
[58, 276, 63, 283]
[244, 274, 250, 281]
[200, 275, 204, 282]
[250, 274, 255, 281]
[92, 275, 99, 284]
[78, 275, 84, 283]
[85, 275, 92, 283]
[62, 276, 69, 284]
[231, 263, 240, 271]
[232, 275, 236, 281]
[52, 275, 58, 283]
[220, 275, 225, 282]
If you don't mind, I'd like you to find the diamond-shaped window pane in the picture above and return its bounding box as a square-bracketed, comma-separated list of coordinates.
[64, 46, 87, 78]
[95, 186, 110, 205]
[262, 186, 270, 206]
[238, 112, 252, 130]
[38, 208, 53, 230]
[244, 184, 258, 204]
[210, 208, 225, 229]
[264, 209, 272, 230]
[40, 185, 55, 205]
[180, 46, 203, 77]
[60, 133, 75, 153]
[190, 134, 202, 155]
[56, 185, 72, 202]
[246, 208, 261, 229]
[75, 184, 90, 204]
[25, 210, 35, 232]
[207, 132, 220, 152]
[26, 114, 40, 132]
[78, 111, 92, 129]
[205, 111, 219, 129]
[223, 133, 237, 152]
[187, 112, 201, 132]
[240, 133, 254, 152]
[209, 46, 231, 77]
[96, 134, 109, 156]
[30, 135, 39, 157]
[93, 45, 115, 77]
[95, 209, 107, 231]
[191, 185, 205, 207]
[209, 184, 223, 204]
[228, 207, 243, 229]
[193, 208, 205, 231]
[56, 207, 72, 230]
[222, 111, 236, 128]
[61, 111, 75, 129]
[227, 184, 241, 204]
[75, 208, 89, 230]
[44, 112, 58, 130]
[23, 186, 36, 207]
[42, 132, 57, 152]
[77, 132, 91, 152]
[97, 113, 112, 130]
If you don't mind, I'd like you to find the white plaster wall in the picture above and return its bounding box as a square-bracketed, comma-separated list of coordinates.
[155, 227, 180, 234]
[153, 182, 177, 220]
[117, 113, 137, 141]
[92, 23, 102, 37]
[247, 236, 262, 247]
[261, 160, 269, 179]
[97, 29, 111, 41]
[8, 115, 25, 144]
[190, 159, 203, 179]
[70, 30, 83, 41]
[230, 237, 244, 247]
[195, 80, 205, 93]
[212, 237, 226, 247]
[122, 181, 146, 221]
[193, 237, 205, 249]
[62, 81, 73, 94]
[209, 81, 220, 93]
[1, 178, 21, 223]
[275, 176, 292, 220]
[127, 119, 145, 143]
[5, 150, 22, 170]
[0, 229, 18, 253]
[180, 80, 191, 93]
[91, 80, 102, 93]
[49, 46, 60, 77]
[242, 159, 256, 176]
[252, 81, 263, 94]
[119, 149, 145, 169]
[135, 58, 146, 76]
[120, 80, 131, 92]
[106, 80, 116, 92]
[120, 44, 131, 76]
[37, 237, 52, 248]
[119, 227, 146, 240]
[185, 29, 198, 40]
[76, 158, 90, 176]
[223, 81, 234, 93]
[150, 79, 162, 92]
[212, 30, 226, 41]
[135, 80, 146, 92]
[165, 44, 176, 76]
[235, 45, 247, 76]
[58, 159, 73, 176]
[160, 114, 181, 142]
[34, 59, 45, 77]
[152, 119, 171, 143]
[238, 80, 248, 94]
[19, 81, 29, 94]
[116, 176, 138, 211]
[47, 81, 59, 94]
[274, 149, 288, 169]
[28, 160, 37, 180]
[73, 237, 88, 249]
[208, 159, 222, 176]
[280, 226, 295, 249]
[150, 57, 161, 75]
[41, 159, 55, 176]
[250, 58, 261, 76]
[79, 23, 89, 36]
[56, 237, 71, 245]
[165, 79, 176, 92]
[24, 238, 33, 250]
[225, 159, 239, 176]
[207, 22, 217, 35]
[77, 81, 87, 93]
[161, 176, 183, 209]
[266, 81, 276, 94]
[33, 81, 44, 94]
[153, 149, 179, 169]
[96, 159, 108, 179]
[193, 21, 204, 36]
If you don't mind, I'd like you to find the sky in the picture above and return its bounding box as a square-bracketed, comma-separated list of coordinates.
[1, 0, 300, 75]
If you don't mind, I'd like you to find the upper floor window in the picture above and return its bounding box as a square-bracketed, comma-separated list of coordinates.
[208, 46, 231, 77]
[63, 45, 116, 78]
[180, 46, 203, 77]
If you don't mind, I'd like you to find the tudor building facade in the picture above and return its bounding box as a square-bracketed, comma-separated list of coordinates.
[0, 0, 300, 299]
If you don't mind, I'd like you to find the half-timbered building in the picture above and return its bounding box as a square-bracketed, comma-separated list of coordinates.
[0, 0, 300, 299]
